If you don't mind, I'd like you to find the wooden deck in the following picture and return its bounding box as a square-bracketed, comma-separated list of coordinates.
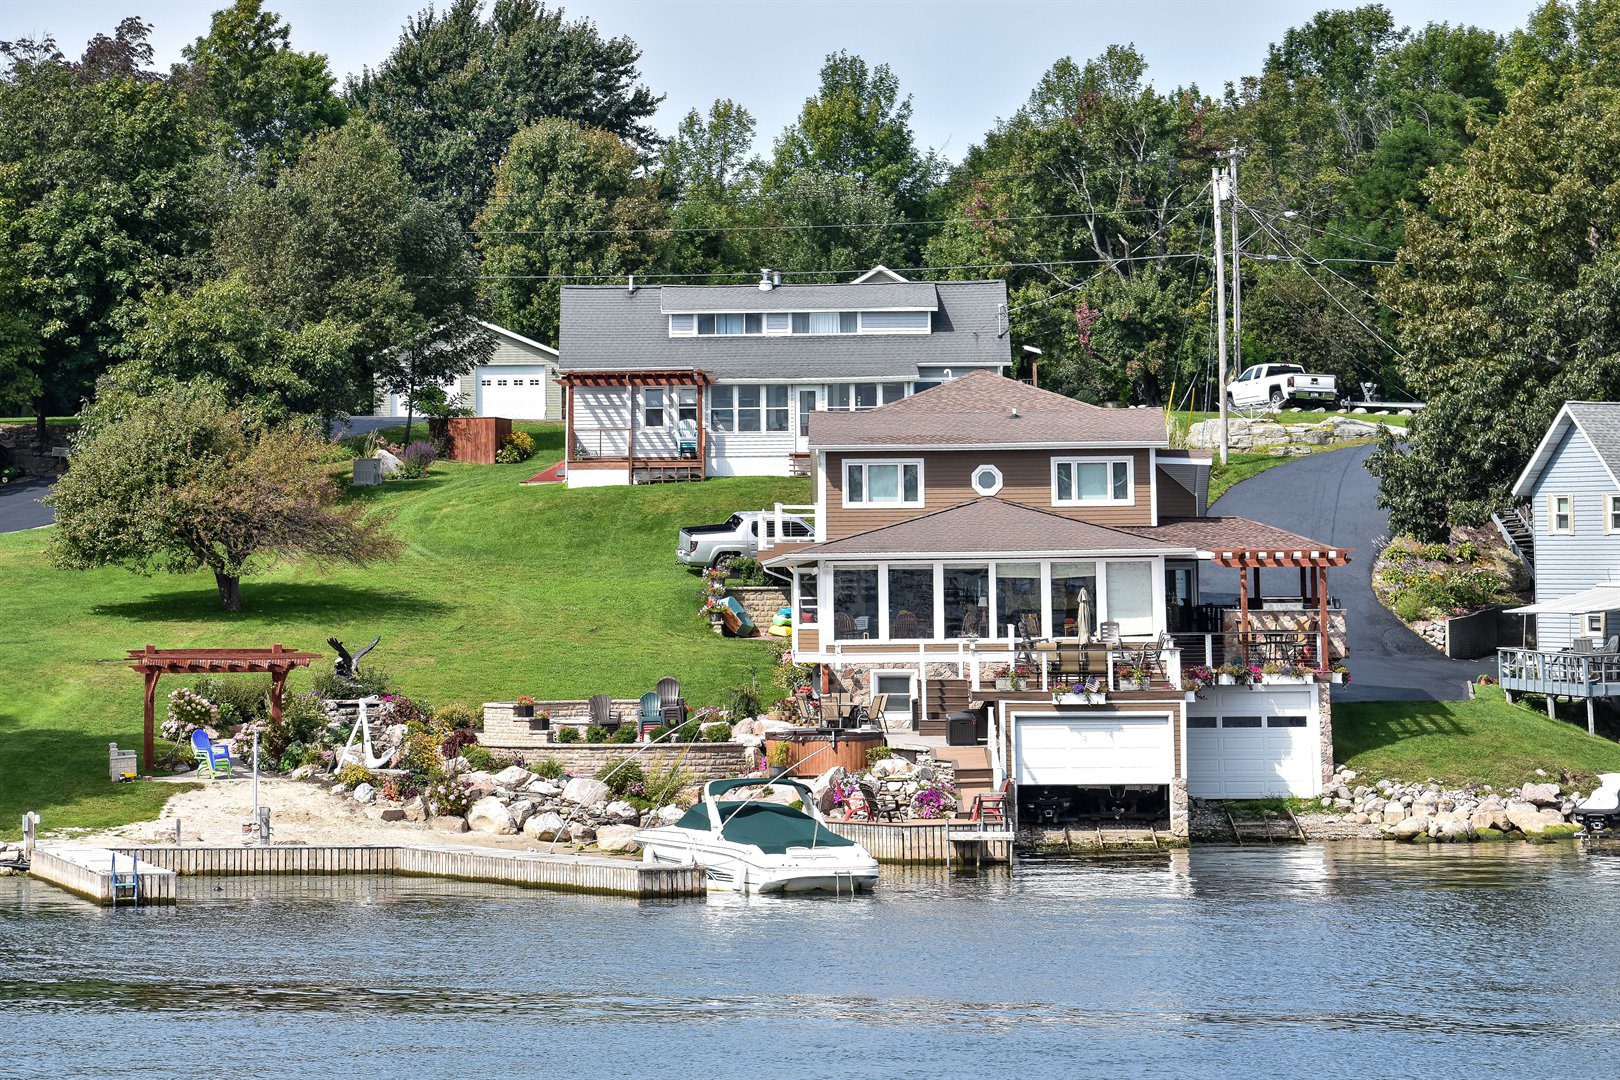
[827, 820, 1010, 864]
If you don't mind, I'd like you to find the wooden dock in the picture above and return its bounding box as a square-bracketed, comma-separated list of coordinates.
[93, 843, 705, 899]
[30, 845, 177, 905]
[829, 820, 1011, 864]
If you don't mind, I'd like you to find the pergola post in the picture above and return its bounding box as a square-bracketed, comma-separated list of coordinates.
[1237, 561, 1250, 666]
[696, 381, 707, 475]
[143, 669, 160, 773]
[1317, 565, 1330, 667]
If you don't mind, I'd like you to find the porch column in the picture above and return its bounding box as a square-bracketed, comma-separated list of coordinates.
[564, 383, 575, 467]
[696, 381, 707, 474]
[1237, 559, 1250, 667]
[626, 379, 637, 475]
[1317, 565, 1330, 666]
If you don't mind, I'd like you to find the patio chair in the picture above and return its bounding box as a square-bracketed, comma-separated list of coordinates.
[675, 419, 699, 459]
[1099, 621, 1121, 645]
[862, 693, 889, 729]
[834, 611, 859, 639]
[587, 693, 615, 733]
[969, 780, 1011, 825]
[190, 729, 232, 780]
[959, 604, 982, 638]
[890, 611, 922, 639]
[637, 691, 664, 740]
[657, 676, 686, 727]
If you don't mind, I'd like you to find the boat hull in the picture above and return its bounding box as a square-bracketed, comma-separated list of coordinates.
[637, 828, 878, 894]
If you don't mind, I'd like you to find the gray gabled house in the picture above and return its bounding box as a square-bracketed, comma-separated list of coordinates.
[555, 267, 1010, 486]
[1508, 401, 1620, 649]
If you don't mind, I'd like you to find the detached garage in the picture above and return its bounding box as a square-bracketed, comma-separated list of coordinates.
[1186, 686, 1320, 799]
[378, 322, 561, 421]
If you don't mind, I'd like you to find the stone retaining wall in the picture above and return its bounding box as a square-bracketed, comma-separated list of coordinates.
[481, 742, 751, 781]
[0, 425, 72, 476]
[727, 584, 790, 628]
[483, 699, 640, 743]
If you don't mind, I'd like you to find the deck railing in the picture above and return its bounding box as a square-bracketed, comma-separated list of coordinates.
[1498, 647, 1620, 696]
[758, 502, 817, 551]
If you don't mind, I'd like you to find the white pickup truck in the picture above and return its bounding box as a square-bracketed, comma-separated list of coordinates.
[1225, 364, 1338, 409]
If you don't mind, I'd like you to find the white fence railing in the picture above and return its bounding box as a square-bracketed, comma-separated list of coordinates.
[758, 502, 816, 551]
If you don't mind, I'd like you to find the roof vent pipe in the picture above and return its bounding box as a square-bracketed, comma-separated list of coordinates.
[759, 268, 775, 291]
[1009, 407, 1021, 419]
[773, 270, 781, 287]
[627, 274, 636, 294]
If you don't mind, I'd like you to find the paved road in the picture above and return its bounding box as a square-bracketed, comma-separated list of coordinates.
[1202, 443, 1492, 701]
[0, 477, 54, 533]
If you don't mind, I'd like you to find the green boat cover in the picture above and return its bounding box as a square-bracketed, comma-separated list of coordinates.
[676, 801, 855, 855]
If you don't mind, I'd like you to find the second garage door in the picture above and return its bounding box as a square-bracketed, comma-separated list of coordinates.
[1012, 712, 1173, 786]
[1186, 687, 1318, 798]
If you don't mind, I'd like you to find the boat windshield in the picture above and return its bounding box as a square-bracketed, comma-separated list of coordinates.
[676, 801, 854, 855]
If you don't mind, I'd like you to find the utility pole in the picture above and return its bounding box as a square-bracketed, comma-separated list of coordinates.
[1212, 166, 1229, 465]
[1229, 142, 1244, 383]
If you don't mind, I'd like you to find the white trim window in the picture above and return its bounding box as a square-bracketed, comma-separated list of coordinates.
[1607, 494, 1620, 534]
[1587, 612, 1605, 637]
[971, 464, 1004, 496]
[1053, 457, 1133, 506]
[828, 382, 908, 410]
[675, 388, 698, 425]
[642, 387, 666, 428]
[708, 385, 788, 433]
[1549, 494, 1574, 535]
[844, 459, 923, 507]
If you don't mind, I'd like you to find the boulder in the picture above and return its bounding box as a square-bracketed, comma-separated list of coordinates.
[656, 804, 686, 826]
[494, 765, 532, 788]
[375, 448, 402, 476]
[466, 796, 516, 834]
[288, 764, 317, 781]
[506, 799, 537, 830]
[1521, 782, 1562, 807]
[523, 811, 567, 840]
[595, 824, 641, 853]
[808, 766, 847, 813]
[379, 807, 406, 823]
[1388, 816, 1429, 839]
[1506, 799, 1565, 834]
[430, 814, 469, 833]
[351, 782, 377, 805]
[1381, 805, 1407, 825]
[563, 777, 611, 806]
[566, 823, 596, 844]
[1469, 810, 1507, 833]
[526, 779, 562, 797]
[603, 800, 639, 824]
[758, 719, 799, 735]
[403, 797, 428, 823]
[870, 757, 912, 779]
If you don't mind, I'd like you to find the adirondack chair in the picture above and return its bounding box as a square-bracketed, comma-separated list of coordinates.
[637, 692, 664, 740]
[675, 419, 699, 459]
[587, 693, 617, 734]
[191, 728, 232, 780]
[657, 676, 686, 727]
[969, 780, 1012, 825]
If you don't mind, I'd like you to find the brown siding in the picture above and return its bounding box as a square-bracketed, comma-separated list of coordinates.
[824, 448, 1153, 540]
[1156, 466, 1196, 518]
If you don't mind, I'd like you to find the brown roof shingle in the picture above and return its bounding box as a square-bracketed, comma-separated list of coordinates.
[808, 371, 1169, 448]
[1119, 517, 1348, 559]
[765, 498, 1194, 562]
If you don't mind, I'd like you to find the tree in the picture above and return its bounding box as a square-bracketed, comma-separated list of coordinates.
[476, 118, 663, 345]
[123, 120, 488, 425]
[175, 0, 349, 180]
[767, 52, 936, 211]
[654, 100, 766, 276]
[1371, 55, 1620, 536]
[48, 379, 401, 613]
[348, 0, 661, 226]
[0, 19, 209, 441]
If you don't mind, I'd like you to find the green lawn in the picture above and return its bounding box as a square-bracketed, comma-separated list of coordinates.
[0, 423, 810, 837]
[1334, 687, 1620, 791]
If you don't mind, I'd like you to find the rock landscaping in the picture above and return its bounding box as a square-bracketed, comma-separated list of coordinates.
[1185, 414, 1399, 454]
[1302, 765, 1584, 842]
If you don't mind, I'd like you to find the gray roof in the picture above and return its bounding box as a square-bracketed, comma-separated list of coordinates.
[766, 497, 1191, 562]
[809, 370, 1170, 448]
[660, 282, 938, 313]
[559, 279, 1009, 381]
[1513, 401, 1620, 496]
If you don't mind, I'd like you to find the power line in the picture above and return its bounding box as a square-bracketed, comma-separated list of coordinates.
[473, 253, 1214, 282]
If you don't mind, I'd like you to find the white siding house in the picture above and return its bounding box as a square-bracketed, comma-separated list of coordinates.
[1511, 402, 1620, 649]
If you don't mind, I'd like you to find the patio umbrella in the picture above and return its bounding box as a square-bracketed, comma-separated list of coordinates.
[1077, 586, 1093, 645]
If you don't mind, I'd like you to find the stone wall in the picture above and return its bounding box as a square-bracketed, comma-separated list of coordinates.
[483, 699, 640, 744]
[727, 584, 790, 628]
[0, 425, 72, 477]
[485, 742, 751, 782]
[1186, 414, 1402, 452]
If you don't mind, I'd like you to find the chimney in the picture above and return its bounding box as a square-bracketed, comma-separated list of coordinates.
[759, 268, 776, 291]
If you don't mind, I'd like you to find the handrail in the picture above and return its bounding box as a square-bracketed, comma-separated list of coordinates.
[759, 501, 817, 551]
[1498, 646, 1620, 687]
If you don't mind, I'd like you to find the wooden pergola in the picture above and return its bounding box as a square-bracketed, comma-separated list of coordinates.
[127, 643, 321, 772]
[560, 369, 714, 480]
[1213, 546, 1352, 666]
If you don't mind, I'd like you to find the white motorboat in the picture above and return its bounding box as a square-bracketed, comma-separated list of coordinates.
[1574, 773, 1620, 835]
[635, 777, 880, 894]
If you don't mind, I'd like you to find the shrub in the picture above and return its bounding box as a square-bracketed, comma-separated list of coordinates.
[336, 763, 372, 789]
[584, 724, 608, 743]
[767, 742, 792, 769]
[530, 757, 565, 780]
[399, 732, 443, 787]
[723, 556, 770, 586]
[398, 440, 437, 478]
[556, 727, 581, 744]
[641, 762, 694, 807]
[164, 686, 218, 740]
[423, 775, 470, 817]
[727, 670, 765, 722]
[866, 745, 893, 764]
[440, 727, 479, 759]
[192, 676, 271, 725]
[379, 693, 434, 730]
[461, 744, 496, 772]
[311, 662, 392, 700]
[607, 726, 637, 744]
[675, 720, 701, 743]
[700, 722, 733, 743]
[595, 758, 646, 797]
[494, 430, 536, 464]
[642, 725, 670, 743]
[434, 702, 481, 732]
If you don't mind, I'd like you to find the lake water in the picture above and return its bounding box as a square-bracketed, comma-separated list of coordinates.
[3, 841, 1616, 1078]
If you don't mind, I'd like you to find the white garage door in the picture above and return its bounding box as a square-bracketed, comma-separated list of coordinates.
[476, 365, 550, 419]
[1187, 688, 1317, 798]
[1013, 712, 1173, 786]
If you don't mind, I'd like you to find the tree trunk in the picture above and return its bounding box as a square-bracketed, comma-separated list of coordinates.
[402, 386, 415, 446]
[214, 571, 242, 613]
[34, 396, 47, 447]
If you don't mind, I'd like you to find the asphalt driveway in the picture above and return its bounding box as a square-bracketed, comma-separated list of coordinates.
[1201, 443, 1492, 701]
[0, 477, 54, 533]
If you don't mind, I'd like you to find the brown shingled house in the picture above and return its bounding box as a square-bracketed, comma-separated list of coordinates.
[761, 371, 1350, 839]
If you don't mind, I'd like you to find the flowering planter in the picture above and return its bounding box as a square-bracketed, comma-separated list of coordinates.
[1119, 680, 1145, 692]
[996, 677, 1012, 691]
[513, 704, 534, 719]
[1055, 693, 1085, 705]
[1216, 675, 1236, 686]
[1264, 675, 1310, 685]
[1086, 692, 1108, 705]
[1331, 673, 1345, 684]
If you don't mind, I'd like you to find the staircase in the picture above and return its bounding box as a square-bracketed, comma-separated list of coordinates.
[920, 677, 973, 740]
[931, 745, 995, 820]
[1493, 505, 1535, 575]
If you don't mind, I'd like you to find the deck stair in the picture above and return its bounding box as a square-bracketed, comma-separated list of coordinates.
[1493, 505, 1535, 575]
[921, 678, 974, 740]
[1227, 809, 1307, 844]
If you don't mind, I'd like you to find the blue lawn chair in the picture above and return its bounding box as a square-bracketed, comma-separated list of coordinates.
[191, 729, 232, 780]
[637, 692, 663, 740]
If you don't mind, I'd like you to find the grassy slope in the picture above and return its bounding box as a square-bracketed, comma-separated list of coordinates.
[1334, 687, 1620, 790]
[0, 424, 809, 836]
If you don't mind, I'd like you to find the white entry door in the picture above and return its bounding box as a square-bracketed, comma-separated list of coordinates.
[475, 365, 551, 419]
[1013, 712, 1173, 786]
[1186, 687, 1318, 798]
[795, 387, 821, 453]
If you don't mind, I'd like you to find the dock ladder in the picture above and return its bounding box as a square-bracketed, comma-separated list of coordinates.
[110, 852, 141, 906]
